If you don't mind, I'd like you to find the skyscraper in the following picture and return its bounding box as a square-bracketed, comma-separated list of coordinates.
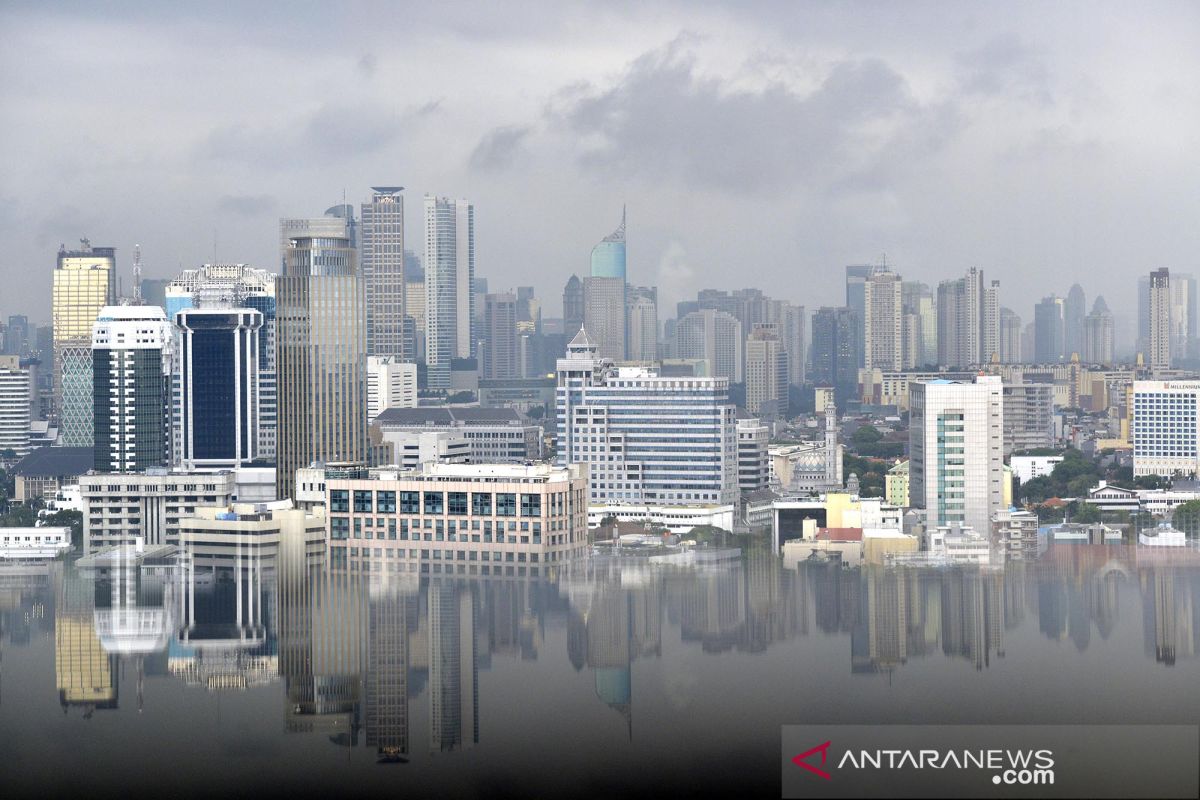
[174, 307, 262, 471]
[590, 210, 626, 280]
[279, 211, 350, 271]
[0, 355, 35, 457]
[783, 304, 807, 386]
[626, 288, 658, 362]
[1063, 283, 1086, 360]
[91, 306, 174, 473]
[562, 275, 585, 341]
[675, 308, 743, 382]
[909, 376, 1004, 535]
[360, 187, 411, 360]
[424, 196, 475, 389]
[4, 315, 30, 357]
[1149, 268, 1171, 371]
[583, 276, 626, 361]
[901, 282, 935, 368]
[276, 233, 366, 499]
[482, 292, 518, 380]
[845, 265, 872, 369]
[810, 307, 858, 410]
[999, 307, 1022, 364]
[1033, 296, 1065, 363]
[1083, 296, 1115, 366]
[745, 324, 788, 417]
[1169, 272, 1196, 364]
[52, 241, 116, 446]
[935, 267, 997, 367]
[863, 268, 903, 370]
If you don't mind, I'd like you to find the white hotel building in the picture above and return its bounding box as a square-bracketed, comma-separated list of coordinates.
[556, 329, 738, 514]
[1133, 380, 1200, 478]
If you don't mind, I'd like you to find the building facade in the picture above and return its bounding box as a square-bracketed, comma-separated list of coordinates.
[863, 268, 903, 371]
[424, 196, 475, 389]
[1132, 380, 1200, 477]
[745, 324, 788, 417]
[1149, 268, 1171, 371]
[52, 242, 116, 445]
[80, 470, 238, 553]
[360, 187, 411, 361]
[0, 355, 35, 457]
[366, 357, 418, 421]
[675, 309, 743, 383]
[1001, 382, 1055, 456]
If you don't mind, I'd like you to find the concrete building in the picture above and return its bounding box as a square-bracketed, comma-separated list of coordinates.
[936, 268, 998, 367]
[80, 470, 239, 554]
[367, 357, 418, 421]
[375, 429, 471, 469]
[675, 309, 743, 383]
[769, 405, 843, 496]
[1083, 296, 1115, 366]
[745, 324, 788, 417]
[360, 187, 411, 361]
[0, 355, 36, 457]
[482, 292, 519, 380]
[901, 281, 936, 368]
[991, 508, 1039, 560]
[909, 375, 1005, 535]
[783, 304, 807, 385]
[1034, 295, 1066, 364]
[325, 462, 589, 571]
[810, 307, 858, 410]
[424, 196, 475, 389]
[583, 276, 626, 362]
[1009, 455, 1063, 484]
[175, 307, 263, 471]
[736, 417, 770, 493]
[556, 329, 738, 507]
[885, 460, 909, 507]
[562, 275, 585, 341]
[863, 268, 903, 371]
[1132, 379, 1200, 477]
[1002, 382, 1055, 456]
[12, 446, 92, 503]
[1064, 283, 1087, 360]
[52, 241, 116, 446]
[372, 406, 542, 463]
[91, 306, 174, 473]
[276, 233, 367, 499]
[999, 307, 1023, 364]
[178, 501, 327, 573]
[626, 290, 658, 362]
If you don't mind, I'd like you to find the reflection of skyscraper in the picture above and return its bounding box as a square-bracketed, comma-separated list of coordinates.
[1142, 569, 1198, 666]
[429, 580, 478, 751]
[853, 568, 907, 674]
[55, 569, 118, 713]
[366, 588, 414, 760]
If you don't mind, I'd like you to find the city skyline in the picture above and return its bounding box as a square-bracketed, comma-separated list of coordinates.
[2, 3, 1198, 324]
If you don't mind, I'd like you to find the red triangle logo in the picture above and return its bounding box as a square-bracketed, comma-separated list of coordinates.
[792, 740, 833, 780]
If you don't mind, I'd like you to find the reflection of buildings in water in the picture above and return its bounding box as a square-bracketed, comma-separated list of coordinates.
[429, 579, 478, 752]
[366, 585, 416, 760]
[853, 568, 906, 674]
[940, 568, 995, 669]
[1141, 569, 1199, 666]
[811, 562, 858, 635]
[673, 565, 745, 653]
[55, 568, 118, 715]
[0, 561, 57, 649]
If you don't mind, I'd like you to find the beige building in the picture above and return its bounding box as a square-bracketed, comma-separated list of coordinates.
[325, 462, 588, 575]
[52, 241, 116, 445]
[745, 324, 788, 417]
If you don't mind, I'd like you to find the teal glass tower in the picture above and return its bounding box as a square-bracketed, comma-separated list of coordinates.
[589, 208, 626, 280]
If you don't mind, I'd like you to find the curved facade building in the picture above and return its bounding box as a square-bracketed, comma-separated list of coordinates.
[589, 211, 626, 280]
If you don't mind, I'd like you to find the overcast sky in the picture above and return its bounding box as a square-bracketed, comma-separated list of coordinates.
[2, 1, 1197, 338]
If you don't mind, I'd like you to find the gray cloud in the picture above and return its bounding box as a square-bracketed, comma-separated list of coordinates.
[215, 194, 278, 216]
[956, 34, 1053, 105]
[469, 125, 531, 171]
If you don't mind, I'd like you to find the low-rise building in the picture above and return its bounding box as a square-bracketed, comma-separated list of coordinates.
[12, 446, 94, 503]
[927, 525, 992, 564]
[1138, 524, 1189, 547]
[1045, 522, 1123, 546]
[587, 502, 735, 534]
[179, 501, 327, 571]
[1084, 481, 1140, 513]
[373, 406, 542, 463]
[1009, 455, 1063, 484]
[991, 508, 1040, 560]
[325, 462, 588, 575]
[885, 460, 909, 507]
[736, 417, 769, 493]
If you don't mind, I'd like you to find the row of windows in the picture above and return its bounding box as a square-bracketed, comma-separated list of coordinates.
[330, 489, 548, 516]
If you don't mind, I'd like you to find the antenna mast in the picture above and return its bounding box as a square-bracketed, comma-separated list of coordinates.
[133, 243, 143, 302]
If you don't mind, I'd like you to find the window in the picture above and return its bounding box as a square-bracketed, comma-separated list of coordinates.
[376, 491, 396, 513]
[330, 490, 349, 513]
[497, 493, 517, 516]
[353, 491, 373, 513]
[472, 492, 492, 515]
[521, 493, 541, 517]
[448, 492, 468, 515]
[424, 492, 444, 514]
[331, 517, 350, 540]
[400, 491, 420, 513]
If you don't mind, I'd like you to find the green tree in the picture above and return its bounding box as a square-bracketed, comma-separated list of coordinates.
[1067, 474, 1098, 498]
[1072, 502, 1101, 523]
[1172, 499, 1200, 539]
[851, 426, 882, 445]
[42, 509, 84, 549]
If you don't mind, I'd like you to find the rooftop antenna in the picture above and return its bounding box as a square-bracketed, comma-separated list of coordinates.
[133, 244, 143, 303]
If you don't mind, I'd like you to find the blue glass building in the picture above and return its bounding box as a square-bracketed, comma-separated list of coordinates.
[590, 209, 626, 280]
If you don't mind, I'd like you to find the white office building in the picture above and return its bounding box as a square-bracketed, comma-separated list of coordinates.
[367, 356, 418, 421]
[909, 375, 1005, 535]
[1133, 380, 1200, 478]
[736, 417, 770, 493]
[424, 196, 475, 389]
[556, 329, 738, 507]
[0, 355, 35, 457]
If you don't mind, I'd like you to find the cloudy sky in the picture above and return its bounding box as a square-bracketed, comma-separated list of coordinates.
[2, 1, 1197, 341]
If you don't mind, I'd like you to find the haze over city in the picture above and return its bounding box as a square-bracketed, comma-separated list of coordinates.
[3, 1, 1198, 325]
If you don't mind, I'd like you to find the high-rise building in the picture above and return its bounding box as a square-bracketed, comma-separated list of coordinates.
[556, 330, 738, 506]
[591, 210, 626, 280]
[901, 282, 935, 368]
[1149, 268, 1171, 371]
[562, 275, 585, 341]
[165, 264, 278, 462]
[1083, 296, 1115, 366]
[845, 265, 872, 369]
[909, 375, 1004, 535]
[626, 288, 658, 362]
[279, 210, 351, 270]
[736, 417, 770, 493]
[1064, 283, 1086, 360]
[174, 307, 263, 471]
[810, 307, 858, 410]
[675, 308, 743, 382]
[276, 233, 366, 499]
[0, 355, 35, 457]
[1169, 272, 1196, 364]
[91, 306, 173, 473]
[366, 356, 417, 420]
[783, 305, 807, 386]
[1034, 296, 1065, 363]
[52, 241, 116, 445]
[4, 315, 30, 357]
[582, 276, 626, 361]
[745, 324, 788, 417]
[360, 187, 411, 360]
[1002, 382, 1054, 456]
[424, 196, 475, 389]
[482, 292, 519, 380]
[1132, 380, 1200, 477]
[936, 268, 997, 367]
[998, 307, 1023, 364]
[863, 268, 903, 371]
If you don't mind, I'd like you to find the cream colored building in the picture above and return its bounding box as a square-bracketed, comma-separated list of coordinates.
[52, 242, 116, 445]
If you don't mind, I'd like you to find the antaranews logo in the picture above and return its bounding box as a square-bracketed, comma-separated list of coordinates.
[790, 741, 1054, 786]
